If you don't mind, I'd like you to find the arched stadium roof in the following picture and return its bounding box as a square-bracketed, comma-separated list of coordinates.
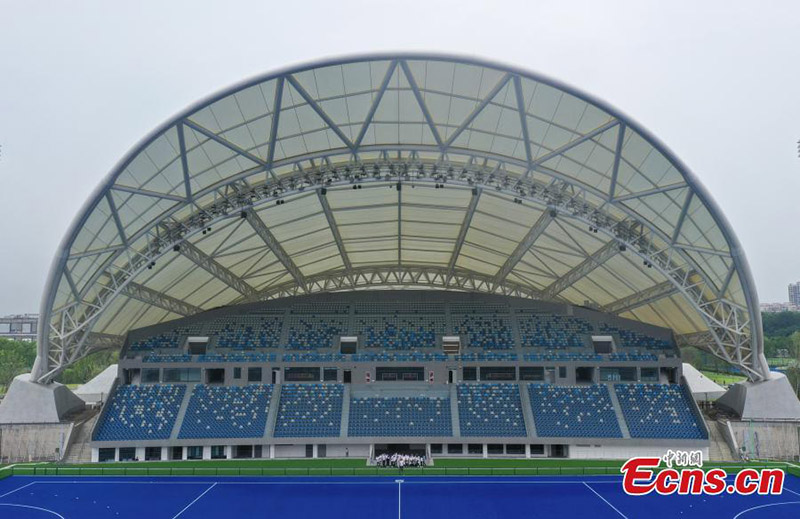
[34, 53, 767, 383]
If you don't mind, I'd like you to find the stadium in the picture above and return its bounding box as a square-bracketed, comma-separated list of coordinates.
[1, 53, 799, 517]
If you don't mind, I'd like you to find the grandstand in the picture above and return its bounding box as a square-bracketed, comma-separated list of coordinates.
[81, 291, 712, 462]
[2, 53, 798, 467]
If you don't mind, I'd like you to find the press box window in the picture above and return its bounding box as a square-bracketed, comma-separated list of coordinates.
[447, 444, 463, 454]
[233, 367, 242, 379]
[144, 447, 162, 461]
[163, 368, 201, 383]
[506, 444, 525, 455]
[211, 445, 226, 459]
[340, 336, 358, 354]
[187, 337, 209, 355]
[323, 368, 338, 382]
[285, 367, 321, 382]
[462, 367, 477, 381]
[248, 367, 263, 383]
[591, 335, 614, 354]
[206, 368, 224, 384]
[187, 446, 203, 460]
[520, 367, 544, 381]
[641, 367, 659, 382]
[600, 367, 636, 382]
[530, 444, 545, 456]
[98, 448, 115, 462]
[142, 368, 160, 384]
[119, 447, 136, 461]
[480, 367, 516, 381]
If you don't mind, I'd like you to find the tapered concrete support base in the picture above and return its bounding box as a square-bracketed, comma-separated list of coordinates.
[0, 374, 85, 424]
[716, 372, 800, 420]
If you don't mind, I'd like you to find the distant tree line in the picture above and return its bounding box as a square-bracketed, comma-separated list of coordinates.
[0, 338, 118, 396]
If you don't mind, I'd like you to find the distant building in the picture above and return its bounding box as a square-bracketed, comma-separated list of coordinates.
[790, 282, 800, 306]
[0, 314, 38, 341]
[760, 302, 800, 313]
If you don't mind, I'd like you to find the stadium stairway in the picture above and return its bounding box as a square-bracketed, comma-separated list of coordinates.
[517, 382, 537, 437]
[63, 410, 101, 464]
[607, 385, 632, 439]
[707, 420, 736, 461]
[339, 385, 351, 437]
[169, 386, 194, 440]
[264, 385, 282, 438]
[449, 385, 461, 437]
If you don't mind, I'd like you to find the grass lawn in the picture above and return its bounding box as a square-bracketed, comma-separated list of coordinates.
[700, 370, 747, 386]
[766, 357, 797, 368]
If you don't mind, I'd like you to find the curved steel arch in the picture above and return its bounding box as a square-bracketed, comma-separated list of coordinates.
[34, 53, 766, 383]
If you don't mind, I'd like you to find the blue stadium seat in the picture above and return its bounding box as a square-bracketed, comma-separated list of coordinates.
[528, 384, 622, 438]
[178, 384, 273, 439]
[519, 315, 592, 348]
[285, 317, 348, 350]
[453, 314, 514, 350]
[94, 384, 185, 441]
[273, 384, 344, 437]
[212, 316, 283, 350]
[598, 324, 674, 351]
[458, 384, 526, 437]
[357, 315, 445, 350]
[348, 396, 452, 437]
[614, 384, 706, 439]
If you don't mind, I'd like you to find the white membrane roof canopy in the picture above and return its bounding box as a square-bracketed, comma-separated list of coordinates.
[34, 53, 766, 383]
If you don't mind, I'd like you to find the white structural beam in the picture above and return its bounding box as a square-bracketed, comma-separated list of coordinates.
[35, 155, 766, 383]
[530, 120, 620, 168]
[608, 122, 626, 200]
[244, 211, 306, 289]
[121, 281, 203, 317]
[448, 188, 481, 273]
[601, 280, 678, 315]
[183, 119, 269, 168]
[251, 265, 542, 302]
[445, 74, 513, 148]
[354, 61, 398, 148]
[85, 332, 125, 351]
[513, 75, 534, 166]
[543, 240, 620, 300]
[317, 190, 351, 271]
[399, 61, 444, 149]
[179, 241, 257, 298]
[285, 75, 356, 151]
[494, 210, 554, 285]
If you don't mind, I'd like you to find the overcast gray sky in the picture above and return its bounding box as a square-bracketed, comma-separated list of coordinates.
[1, 0, 798, 315]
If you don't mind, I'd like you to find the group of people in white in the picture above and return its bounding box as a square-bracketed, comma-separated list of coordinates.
[375, 453, 427, 468]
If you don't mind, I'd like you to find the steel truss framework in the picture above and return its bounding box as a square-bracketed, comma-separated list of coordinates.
[34, 54, 766, 383]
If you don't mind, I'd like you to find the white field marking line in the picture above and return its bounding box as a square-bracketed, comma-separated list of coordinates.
[0, 503, 66, 518]
[172, 482, 217, 519]
[395, 479, 403, 519]
[583, 483, 629, 519]
[785, 487, 800, 497]
[27, 479, 625, 486]
[0, 481, 37, 499]
[732, 501, 800, 519]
